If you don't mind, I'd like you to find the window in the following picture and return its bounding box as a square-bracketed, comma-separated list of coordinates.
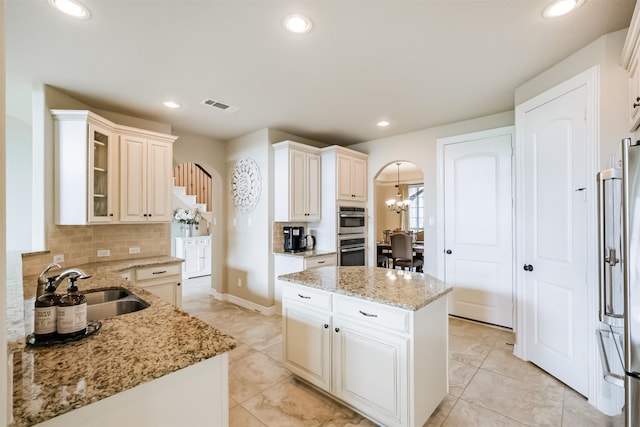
[408, 184, 424, 231]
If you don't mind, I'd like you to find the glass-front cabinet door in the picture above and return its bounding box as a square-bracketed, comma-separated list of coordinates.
[88, 123, 115, 223]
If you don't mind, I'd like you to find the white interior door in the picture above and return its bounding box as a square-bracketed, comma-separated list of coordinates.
[443, 130, 514, 328]
[521, 85, 589, 396]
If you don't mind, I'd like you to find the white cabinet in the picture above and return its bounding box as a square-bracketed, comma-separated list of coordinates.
[176, 236, 212, 279]
[320, 146, 368, 205]
[52, 110, 119, 225]
[280, 282, 447, 427]
[51, 109, 177, 225]
[337, 153, 368, 202]
[121, 262, 182, 308]
[282, 286, 332, 392]
[622, 3, 640, 131]
[120, 134, 175, 223]
[274, 253, 336, 306]
[273, 141, 321, 221]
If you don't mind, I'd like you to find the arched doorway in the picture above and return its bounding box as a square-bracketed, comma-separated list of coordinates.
[374, 161, 424, 242]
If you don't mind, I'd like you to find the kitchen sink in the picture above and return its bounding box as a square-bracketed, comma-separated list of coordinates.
[81, 287, 149, 321]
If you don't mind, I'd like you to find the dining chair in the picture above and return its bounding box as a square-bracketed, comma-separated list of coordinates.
[391, 233, 423, 272]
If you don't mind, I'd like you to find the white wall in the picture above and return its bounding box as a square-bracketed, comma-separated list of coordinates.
[172, 130, 227, 295]
[350, 110, 514, 276]
[6, 114, 32, 251]
[226, 129, 273, 307]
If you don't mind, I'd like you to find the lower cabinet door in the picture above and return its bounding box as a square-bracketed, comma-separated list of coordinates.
[144, 282, 176, 306]
[282, 303, 331, 392]
[333, 320, 408, 427]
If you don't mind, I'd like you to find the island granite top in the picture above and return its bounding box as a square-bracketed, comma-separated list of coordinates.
[278, 266, 452, 311]
[8, 257, 235, 427]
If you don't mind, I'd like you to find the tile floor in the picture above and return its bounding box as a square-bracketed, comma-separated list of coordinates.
[181, 276, 624, 427]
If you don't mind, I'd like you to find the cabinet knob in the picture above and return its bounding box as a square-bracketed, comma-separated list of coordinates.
[523, 264, 534, 272]
[324, 324, 329, 329]
[445, 249, 452, 254]
[334, 327, 340, 333]
[177, 282, 181, 286]
[634, 102, 640, 109]
[109, 213, 114, 217]
[143, 214, 148, 217]
[148, 214, 152, 217]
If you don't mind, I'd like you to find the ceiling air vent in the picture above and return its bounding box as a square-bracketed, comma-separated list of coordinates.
[201, 98, 240, 113]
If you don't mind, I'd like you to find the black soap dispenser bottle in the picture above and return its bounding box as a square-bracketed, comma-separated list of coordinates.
[57, 275, 88, 338]
[34, 276, 60, 341]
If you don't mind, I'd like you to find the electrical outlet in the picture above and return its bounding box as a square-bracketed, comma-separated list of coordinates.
[129, 247, 141, 254]
[97, 249, 110, 257]
[53, 254, 64, 263]
[237, 278, 242, 287]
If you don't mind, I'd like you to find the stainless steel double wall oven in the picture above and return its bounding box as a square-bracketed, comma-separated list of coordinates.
[337, 206, 366, 266]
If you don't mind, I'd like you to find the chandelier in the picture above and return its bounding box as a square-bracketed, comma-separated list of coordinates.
[386, 162, 410, 214]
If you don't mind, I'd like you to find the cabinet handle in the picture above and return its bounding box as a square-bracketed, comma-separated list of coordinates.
[359, 310, 378, 318]
[334, 327, 340, 333]
[324, 324, 329, 329]
[152, 270, 167, 275]
[298, 294, 311, 299]
[317, 261, 326, 264]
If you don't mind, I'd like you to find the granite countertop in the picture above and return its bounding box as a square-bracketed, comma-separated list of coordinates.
[8, 256, 235, 427]
[273, 248, 337, 258]
[277, 266, 452, 311]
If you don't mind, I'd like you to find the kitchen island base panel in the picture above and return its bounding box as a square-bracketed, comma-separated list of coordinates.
[281, 277, 449, 427]
[34, 354, 228, 427]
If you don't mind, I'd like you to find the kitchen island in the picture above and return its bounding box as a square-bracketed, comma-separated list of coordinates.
[277, 266, 452, 427]
[7, 257, 235, 427]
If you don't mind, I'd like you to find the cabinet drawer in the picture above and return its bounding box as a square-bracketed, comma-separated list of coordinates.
[305, 254, 336, 269]
[135, 264, 181, 281]
[335, 295, 409, 335]
[282, 284, 332, 311]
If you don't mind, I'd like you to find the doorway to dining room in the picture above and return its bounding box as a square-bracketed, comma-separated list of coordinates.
[373, 160, 424, 246]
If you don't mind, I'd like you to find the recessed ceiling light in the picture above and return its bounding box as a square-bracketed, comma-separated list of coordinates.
[542, 0, 585, 18]
[377, 121, 390, 127]
[162, 101, 182, 109]
[283, 14, 313, 34]
[47, 0, 91, 19]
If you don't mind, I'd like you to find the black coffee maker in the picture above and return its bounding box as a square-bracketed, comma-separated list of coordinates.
[283, 226, 306, 252]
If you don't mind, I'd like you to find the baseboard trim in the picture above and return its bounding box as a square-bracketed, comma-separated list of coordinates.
[210, 291, 276, 316]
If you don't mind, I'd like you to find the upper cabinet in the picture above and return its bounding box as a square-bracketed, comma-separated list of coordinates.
[323, 146, 368, 203]
[120, 132, 175, 223]
[273, 141, 322, 222]
[52, 110, 177, 225]
[52, 110, 119, 225]
[337, 153, 367, 202]
[622, 1, 640, 131]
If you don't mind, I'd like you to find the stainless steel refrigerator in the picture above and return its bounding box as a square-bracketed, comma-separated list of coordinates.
[597, 137, 640, 425]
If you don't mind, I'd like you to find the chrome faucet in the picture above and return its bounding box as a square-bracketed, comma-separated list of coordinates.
[37, 263, 62, 298]
[53, 268, 92, 290]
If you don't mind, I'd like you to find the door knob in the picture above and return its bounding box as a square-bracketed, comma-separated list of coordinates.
[523, 264, 534, 272]
[445, 249, 452, 254]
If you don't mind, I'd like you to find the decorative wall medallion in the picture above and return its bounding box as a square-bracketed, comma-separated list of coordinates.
[231, 157, 262, 213]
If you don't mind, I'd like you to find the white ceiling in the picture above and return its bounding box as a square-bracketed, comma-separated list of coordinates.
[6, 0, 636, 146]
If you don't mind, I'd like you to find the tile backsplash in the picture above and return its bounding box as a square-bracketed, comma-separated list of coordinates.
[21, 223, 170, 277]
